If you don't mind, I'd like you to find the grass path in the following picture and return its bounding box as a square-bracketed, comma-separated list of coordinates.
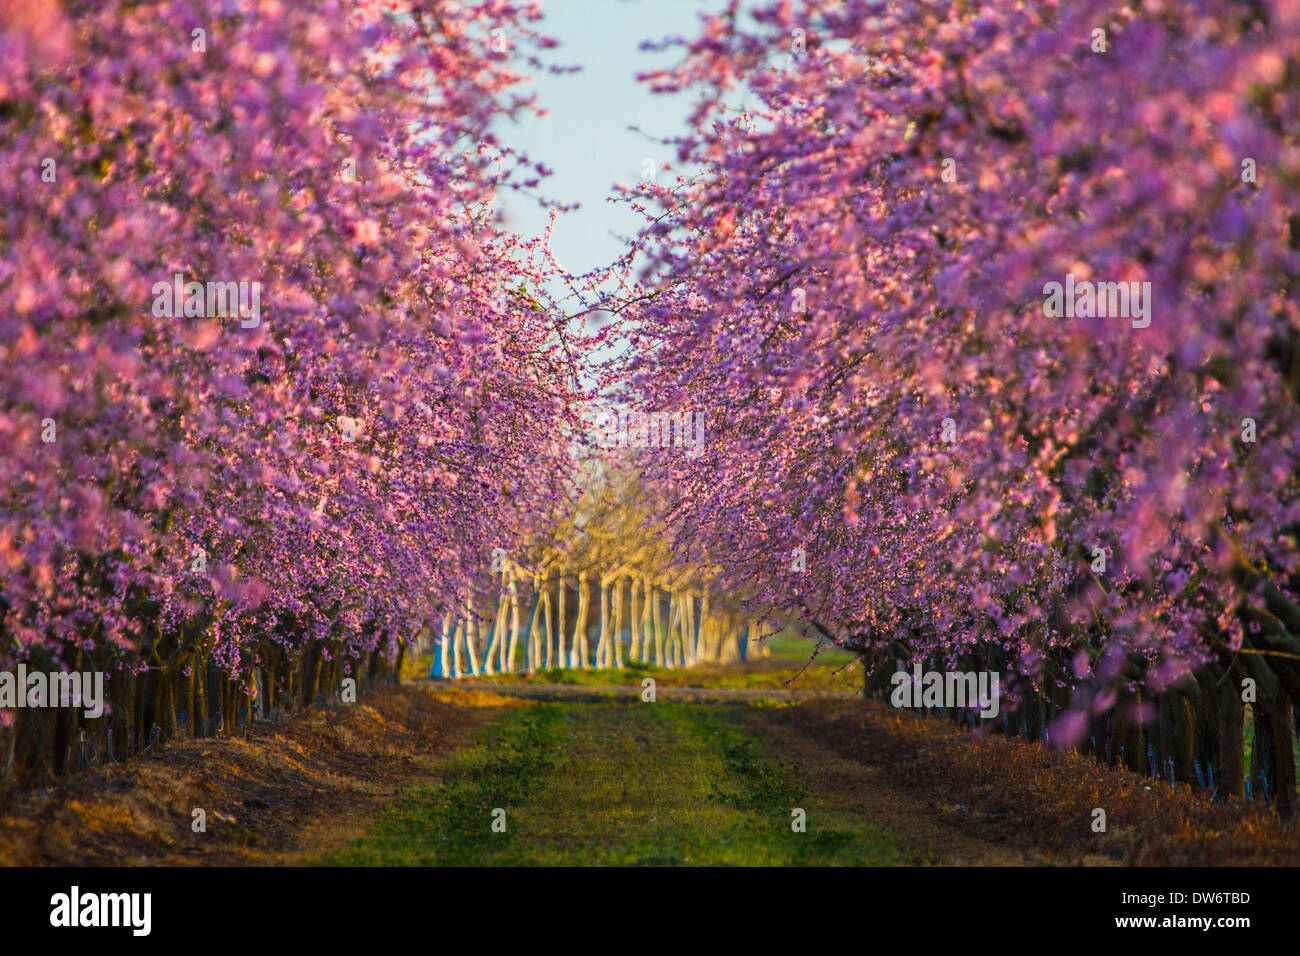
[432, 680, 858, 702]
[7, 641, 1291, 865]
[317, 699, 933, 866]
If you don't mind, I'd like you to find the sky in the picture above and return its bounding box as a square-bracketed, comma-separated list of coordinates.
[492, 0, 730, 311]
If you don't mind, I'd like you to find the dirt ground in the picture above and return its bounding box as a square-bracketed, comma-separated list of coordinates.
[2, 680, 1295, 866]
[0, 685, 515, 866]
[750, 698, 1300, 866]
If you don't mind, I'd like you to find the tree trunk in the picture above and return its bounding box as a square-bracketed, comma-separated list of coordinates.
[572, 573, 590, 668]
[650, 585, 664, 665]
[523, 580, 542, 674]
[541, 586, 554, 671]
[629, 578, 642, 661]
[464, 600, 481, 677]
[612, 577, 624, 669]
[1268, 691, 1297, 819]
[1217, 672, 1246, 800]
[596, 579, 610, 668]
[439, 616, 452, 679]
[452, 618, 465, 678]
[557, 575, 568, 669]
[507, 573, 523, 672]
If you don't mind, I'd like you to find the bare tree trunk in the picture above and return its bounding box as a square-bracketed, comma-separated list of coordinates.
[439, 616, 452, 679]
[571, 573, 590, 668]
[496, 587, 509, 673]
[1269, 691, 1297, 819]
[642, 574, 655, 665]
[697, 589, 711, 663]
[596, 578, 610, 668]
[452, 618, 464, 678]
[666, 594, 680, 669]
[464, 600, 481, 677]
[541, 586, 554, 671]
[612, 577, 625, 669]
[1218, 668, 1246, 800]
[581, 574, 591, 666]
[507, 572, 522, 672]
[629, 578, 642, 662]
[682, 591, 696, 667]
[524, 576, 542, 674]
[481, 589, 503, 677]
[722, 615, 741, 664]
[557, 574, 568, 669]
[487, 585, 508, 675]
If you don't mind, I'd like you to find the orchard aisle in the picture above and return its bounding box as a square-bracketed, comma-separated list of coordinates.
[5, 656, 1219, 867]
[0, 637, 1067, 867]
[316, 698, 938, 866]
[316, 639, 1060, 868]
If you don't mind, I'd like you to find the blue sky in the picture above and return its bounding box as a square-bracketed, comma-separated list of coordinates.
[493, 0, 729, 309]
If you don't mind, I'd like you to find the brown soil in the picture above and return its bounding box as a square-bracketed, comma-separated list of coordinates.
[4, 683, 1293, 867]
[0, 685, 515, 866]
[751, 698, 1300, 866]
[742, 702, 1056, 865]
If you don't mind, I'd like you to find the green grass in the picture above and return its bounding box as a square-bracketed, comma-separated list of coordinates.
[316, 699, 924, 866]
[763, 632, 856, 667]
[465, 660, 855, 691]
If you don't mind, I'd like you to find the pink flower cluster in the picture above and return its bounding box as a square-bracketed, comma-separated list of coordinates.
[0, 1, 588, 680]
[620, 0, 1300, 742]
